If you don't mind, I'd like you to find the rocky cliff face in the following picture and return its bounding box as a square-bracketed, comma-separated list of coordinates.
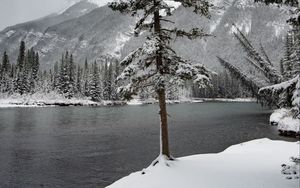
[0, 0, 290, 70]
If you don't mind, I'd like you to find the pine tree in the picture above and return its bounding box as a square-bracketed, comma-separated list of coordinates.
[112, 60, 120, 100]
[102, 61, 110, 100]
[14, 41, 27, 94]
[0, 51, 10, 92]
[53, 61, 60, 90]
[90, 61, 101, 101]
[83, 58, 90, 97]
[282, 34, 294, 80]
[17, 41, 26, 71]
[32, 51, 39, 81]
[59, 53, 69, 95]
[109, 0, 214, 161]
[1, 51, 9, 73]
[66, 54, 76, 98]
[233, 25, 282, 84]
[76, 65, 82, 95]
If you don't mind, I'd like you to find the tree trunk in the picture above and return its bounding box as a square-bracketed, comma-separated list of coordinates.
[153, 0, 171, 158]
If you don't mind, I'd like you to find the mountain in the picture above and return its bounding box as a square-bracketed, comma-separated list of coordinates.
[122, 0, 290, 70]
[0, 0, 290, 70]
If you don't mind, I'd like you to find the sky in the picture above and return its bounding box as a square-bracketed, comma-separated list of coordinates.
[0, 0, 111, 30]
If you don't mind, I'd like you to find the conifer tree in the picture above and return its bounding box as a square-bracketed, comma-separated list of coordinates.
[102, 61, 110, 100]
[0, 51, 10, 92]
[109, 0, 214, 161]
[90, 61, 101, 101]
[53, 61, 60, 90]
[282, 34, 294, 80]
[32, 52, 39, 81]
[1, 51, 9, 73]
[76, 65, 82, 95]
[59, 53, 69, 94]
[83, 58, 90, 97]
[67, 54, 76, 98]
[17, 41, 26, 71]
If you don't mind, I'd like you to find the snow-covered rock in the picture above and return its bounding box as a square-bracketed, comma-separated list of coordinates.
[269, 108, 299, 136]
[107, 139, 300, 188]
[270, 108, 290, 125]
[278, 117, 300, 135]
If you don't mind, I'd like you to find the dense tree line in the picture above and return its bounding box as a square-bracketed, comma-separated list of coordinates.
[1, 41, 250, 101]
[192, 71, 252, 99]
[0, 41, 121, 101]
[0, 41, 40, 95]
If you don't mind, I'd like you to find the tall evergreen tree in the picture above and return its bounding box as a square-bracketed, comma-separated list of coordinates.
[67, 54, 76, 98]
[90, 61, 101, 101]
[1, 51, 10, 73]
[17, 41, 26, 71]
[0, 51, 10, 92]
[282, 34, 294, 80]
[53, 61, 59, 90]
[83, 58, 90, 97]
[109, 0, 214, 161]
[76, 65, 82, 95]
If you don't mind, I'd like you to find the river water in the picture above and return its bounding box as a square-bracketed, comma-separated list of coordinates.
[0, 102, 296, 188]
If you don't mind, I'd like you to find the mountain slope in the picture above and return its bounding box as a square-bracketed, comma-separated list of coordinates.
[0, 0, 290, 70]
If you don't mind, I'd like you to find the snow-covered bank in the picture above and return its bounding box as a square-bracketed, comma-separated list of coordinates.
[107, 139, 299, 188]
[270, 108, 300, 136]
[125, 98, 255, 105]
[0, 93, 126, 108]
[0, 93, 258, 108]
[201, 98, 256, 102]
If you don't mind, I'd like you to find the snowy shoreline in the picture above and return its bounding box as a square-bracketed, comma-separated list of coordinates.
[107, 138, 300, 188]
[0, 94, 257, 108]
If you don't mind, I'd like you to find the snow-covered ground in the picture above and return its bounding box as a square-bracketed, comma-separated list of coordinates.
[278, 117, 300, 134]
[270, 108, 300, 135]
[201, 97, 256, 102]
[0, 93, 258, 108]
[270, 108, 290, 125]
[0, 92, 125, 108]
[107, 139, 299, 188]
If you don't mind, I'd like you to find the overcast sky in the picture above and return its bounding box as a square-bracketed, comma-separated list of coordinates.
[0, 0, 111, 30]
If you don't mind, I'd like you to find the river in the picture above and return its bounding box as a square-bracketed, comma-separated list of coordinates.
[0, 102, 296, 187]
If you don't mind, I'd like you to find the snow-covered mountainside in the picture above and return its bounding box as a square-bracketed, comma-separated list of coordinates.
[123, 0, 290, 70]
[0, 0, 290, 69]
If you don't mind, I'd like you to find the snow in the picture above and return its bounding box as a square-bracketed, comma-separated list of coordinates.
[127, 98, 144, 105]
[270, 108, 290, 125]
[126, 98, 204, 105]
[163, 0, 181, 9]
[230, 15, 252, 34]
[202, 98, 256, 102]
[267, 21, 288, 37]
[0, 92, 126, 108]
[5, 30, 15, 37]
[260, 75, 299, 93]
[107, 138, 300, 188]
[87, 0, 110, 7]
[269, 108, 299, 134]
[58, 0, 77, 14]
[278, 117, 300, 133]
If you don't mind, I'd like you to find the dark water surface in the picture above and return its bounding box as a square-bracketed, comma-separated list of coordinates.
[0, 102, 296, 188]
